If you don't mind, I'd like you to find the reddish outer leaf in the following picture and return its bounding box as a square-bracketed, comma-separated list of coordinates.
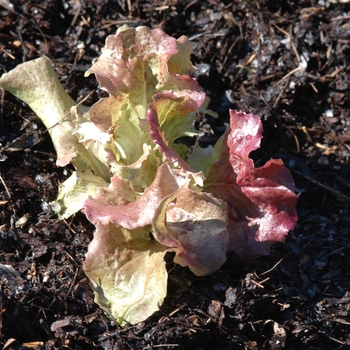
[205, 110, 298, 260]
[84, 164, 186, 228]
[152, 184, 229, 276]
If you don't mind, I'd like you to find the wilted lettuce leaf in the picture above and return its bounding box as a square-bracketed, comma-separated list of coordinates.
[0, 25, 298, 326]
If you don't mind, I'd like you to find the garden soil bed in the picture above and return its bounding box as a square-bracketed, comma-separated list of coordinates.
[1, 0, 350, 349]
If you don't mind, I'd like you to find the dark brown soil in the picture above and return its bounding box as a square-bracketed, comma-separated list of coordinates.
[1, 1, 350, 349]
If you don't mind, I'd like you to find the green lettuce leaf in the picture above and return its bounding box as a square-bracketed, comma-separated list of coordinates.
[84, 223, 168, 325]
[0, 57, 110, 217]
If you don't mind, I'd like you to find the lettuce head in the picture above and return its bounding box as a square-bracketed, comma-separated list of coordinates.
[0, 25, 297, 325]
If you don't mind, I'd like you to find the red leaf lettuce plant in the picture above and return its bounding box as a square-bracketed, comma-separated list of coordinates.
[0, 25, 297, 325]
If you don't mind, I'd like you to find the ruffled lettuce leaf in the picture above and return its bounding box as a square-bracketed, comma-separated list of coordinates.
[52, 170, 109, 218]
[152, 183, 229, 276]
[199, 110, 298, 260]
[84, 164, 185, 228]
[83, 223, 168, 325]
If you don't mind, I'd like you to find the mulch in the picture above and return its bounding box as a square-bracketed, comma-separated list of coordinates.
[1, 0, 350, 349]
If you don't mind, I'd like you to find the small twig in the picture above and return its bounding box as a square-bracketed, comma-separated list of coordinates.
[318, 330, 348, 345]
[336, 175, 350, 189]
[42, 109, 71, 134]
[269, 21, 290, 37]
[261, 258, 283, 275]
[250, 278, 269, 288]
[284, 125, 300, 153]
[273, 79, 288, 108]
[0, 45, 15, 59]
[32, 18, 49, 56]
[66, 268, 79, 299]
[293, 170, 350, 200]
[276, 65, 304, 85]
[324, 245, 350, 259]
[0, 174, 11, 198]
[269, 22, 306, 86]
[168, 303, 187, 317]
[43, 91, 94, 134]
[188, 31, 225, 41]
[126, 0, 132, 13]
[309, 82, 319, 93]
[184, 0, 198, 11]
[69, 3, 82, 27]
[290, 40, 301, 64]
